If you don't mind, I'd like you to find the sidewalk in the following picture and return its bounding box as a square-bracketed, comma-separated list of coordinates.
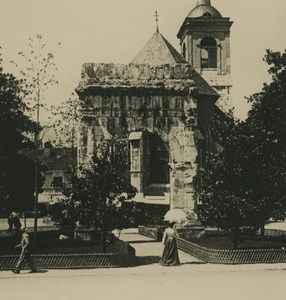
[1, 229, 286, 300]
[118, 228, 203, 265]
[117, 228, 286, 272]
[1, 228, 286, 279]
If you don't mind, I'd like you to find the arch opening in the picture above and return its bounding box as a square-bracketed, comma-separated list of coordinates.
[200, 37, 217, 69]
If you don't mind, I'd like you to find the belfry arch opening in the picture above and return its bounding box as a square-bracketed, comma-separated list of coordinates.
[200, 37, 217, 69]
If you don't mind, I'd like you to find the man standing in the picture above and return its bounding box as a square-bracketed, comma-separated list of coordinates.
[7, 214, 13, 234]
[12, 228, 37, 274]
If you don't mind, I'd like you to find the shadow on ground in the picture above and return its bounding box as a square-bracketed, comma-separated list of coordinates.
[13, 269, 49, 274]
[136, 255, 161, 266]
[34, 269, 49, 273]
[127, 240, 157, 244]
[135, 257, 206, 266]
[181, 261, 207, 265]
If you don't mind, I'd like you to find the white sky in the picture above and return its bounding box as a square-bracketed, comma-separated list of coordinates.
[0, 0, 285, 121]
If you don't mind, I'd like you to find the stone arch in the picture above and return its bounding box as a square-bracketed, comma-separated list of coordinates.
[146, 132, 169, 185]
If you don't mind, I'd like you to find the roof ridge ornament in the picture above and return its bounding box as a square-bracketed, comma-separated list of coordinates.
[196, 0, 211, 5]
[154, 10, 159, 33]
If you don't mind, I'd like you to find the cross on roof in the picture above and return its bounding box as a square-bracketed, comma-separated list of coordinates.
[154, 10, 159, 32]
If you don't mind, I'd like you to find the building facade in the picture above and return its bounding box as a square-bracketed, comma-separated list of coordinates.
[76, 0, 232, 213]
[177, 0, 233, 112]
[38, 142, 77, 206]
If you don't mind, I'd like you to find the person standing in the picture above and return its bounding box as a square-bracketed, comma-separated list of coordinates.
[7, 213, 14, 234]
[159, 222, 180, 266]
[13, 212, 22, 230]
[12, 228, 37, 274]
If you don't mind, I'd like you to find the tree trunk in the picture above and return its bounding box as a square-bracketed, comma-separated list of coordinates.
[233, 239, 238, 250]
[102, 229, 107, 253]
[231, 227, 240, 250]
[260, 219, 265, 237]
[24, 212, 27, 228]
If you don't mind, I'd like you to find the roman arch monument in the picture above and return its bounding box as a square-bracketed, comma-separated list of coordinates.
[76, 0, 232, 213]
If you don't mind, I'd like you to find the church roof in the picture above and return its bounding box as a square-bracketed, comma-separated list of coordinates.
[131, 30, 187, 65]
[77, 29, 219, 99]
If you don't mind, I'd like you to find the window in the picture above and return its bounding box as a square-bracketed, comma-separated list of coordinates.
[131, 147, 140, 171]
[203, 12, 212, 17]
[200, 37, 217, 69]
[52, 176, 63, 188]
[182, 43, 186, 60]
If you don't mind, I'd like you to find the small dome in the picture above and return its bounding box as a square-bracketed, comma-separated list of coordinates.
[188, 4, 222, 18]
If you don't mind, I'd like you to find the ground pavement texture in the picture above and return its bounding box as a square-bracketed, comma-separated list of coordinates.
[1, 228, 286, 300]
[117, 228, 203, 265]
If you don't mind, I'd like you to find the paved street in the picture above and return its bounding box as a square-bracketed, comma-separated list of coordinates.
[1, 228, 286, 300]
[1, 263, 286, 300]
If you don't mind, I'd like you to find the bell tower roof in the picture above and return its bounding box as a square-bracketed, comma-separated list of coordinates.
[188, 0, 222, 18]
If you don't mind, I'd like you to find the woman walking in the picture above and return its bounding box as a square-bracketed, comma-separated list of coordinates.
[159, 222, 180, 266]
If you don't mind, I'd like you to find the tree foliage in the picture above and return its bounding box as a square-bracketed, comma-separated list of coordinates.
[66, 137, 137, 252]
[48, 93, 82, 149]
[195, 112, 261, 249]
[11, 34, 59, 119]
[0, 51, 38, 214]
[246, 49, 286, 222]
[0, 35, 59, 221]
[195, 50, 286, 248]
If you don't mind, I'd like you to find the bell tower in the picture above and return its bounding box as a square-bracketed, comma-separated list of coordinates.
[177, 0, 233, 112]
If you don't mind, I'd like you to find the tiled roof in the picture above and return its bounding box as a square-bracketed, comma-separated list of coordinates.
[131, 31, 187, 65]
[191, 69, 219, 97]
[39, 147, 77, 171]
[78, 30, 218, 98]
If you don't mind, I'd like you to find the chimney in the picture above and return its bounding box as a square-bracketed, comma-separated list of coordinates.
[197, 0, 211, 5]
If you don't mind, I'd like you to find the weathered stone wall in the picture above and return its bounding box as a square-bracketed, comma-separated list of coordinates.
[76, 63, 203, 211]
[78, 63, 197, 91]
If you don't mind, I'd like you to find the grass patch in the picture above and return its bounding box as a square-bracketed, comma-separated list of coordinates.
[0, 230, 117, 255]
[191, 234, 286, 250]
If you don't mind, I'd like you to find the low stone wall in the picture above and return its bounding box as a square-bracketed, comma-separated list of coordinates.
[0, 236, 135, 271]
[176, 226, 205, 240]
[138, 225, 165, 242]
[264, 229, 286, 237]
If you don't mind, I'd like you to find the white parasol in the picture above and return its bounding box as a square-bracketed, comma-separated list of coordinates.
[164, 209, 187, 224]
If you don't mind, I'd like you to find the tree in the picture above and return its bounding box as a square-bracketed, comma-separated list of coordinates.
[246, 49, 286, 231]
[195, 49, 286, 247]
[11, 34, 59, 117]
[0, 50, 38, 215]
[45, 93, 83, 174]
[195, 111, 261, 249]
[67, 137, 137, 252]
[11, 34, 59, 244]
[49, 93, 82, 148]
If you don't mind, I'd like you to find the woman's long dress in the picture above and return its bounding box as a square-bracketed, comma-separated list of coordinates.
[159, 228, 180, 266]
